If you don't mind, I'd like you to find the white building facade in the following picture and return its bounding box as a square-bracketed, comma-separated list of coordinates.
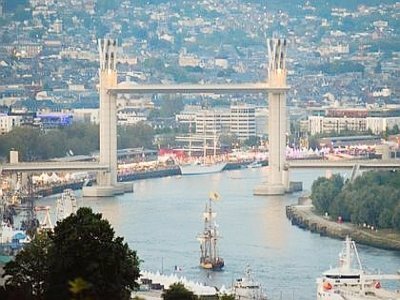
[0, 114, 22, 135]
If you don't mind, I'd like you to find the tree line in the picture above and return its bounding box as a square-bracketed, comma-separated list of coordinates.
[311, 171, 400, 229]
[0, 123, 155, 162]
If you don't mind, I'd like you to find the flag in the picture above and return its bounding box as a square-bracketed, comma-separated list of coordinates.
[209, 192, 220, 201]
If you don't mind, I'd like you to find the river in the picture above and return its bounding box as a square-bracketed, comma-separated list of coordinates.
[38, 167, 400, 300]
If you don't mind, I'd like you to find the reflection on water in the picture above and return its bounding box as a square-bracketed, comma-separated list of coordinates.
[37, 168, 400, 300]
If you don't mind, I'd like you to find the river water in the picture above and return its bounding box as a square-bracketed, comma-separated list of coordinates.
[38, 168, 400, 300]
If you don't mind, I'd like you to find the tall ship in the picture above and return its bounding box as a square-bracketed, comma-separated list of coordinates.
[178, 131, 226, 176]
[317, 236, 400, 300]
[197, 192, 224, 270]
[180, 161, 226, 176]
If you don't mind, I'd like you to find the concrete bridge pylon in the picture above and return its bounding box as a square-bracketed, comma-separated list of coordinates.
[254, 38, 289, 195]
[82, 39, 133, 197]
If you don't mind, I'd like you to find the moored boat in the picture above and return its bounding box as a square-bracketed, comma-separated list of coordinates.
[180, 161, 227, 176]
[317, 236, 400, 300]
[247, 161, 263, 169]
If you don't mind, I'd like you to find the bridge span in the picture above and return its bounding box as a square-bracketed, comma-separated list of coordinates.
[1, 162, 109, 173]
[109, 83, 289, 94]
[289, 159, 400, 169]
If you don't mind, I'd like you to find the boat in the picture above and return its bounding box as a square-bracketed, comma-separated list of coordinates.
[197, 192, 224, 270]
[179, 131, 226, 176]
[247, 161, 263, 169]
[180, 161, 227, 175]
[317, 236, 400, 300]
[232, 265, 268, 299]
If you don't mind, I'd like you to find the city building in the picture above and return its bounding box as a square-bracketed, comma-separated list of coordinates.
[302, 107, 400, 135]
[230, 105, 256, 140]
[0, 113, 22, 135]
[73, 108, 99, 124]
[177, 104, 261, 141]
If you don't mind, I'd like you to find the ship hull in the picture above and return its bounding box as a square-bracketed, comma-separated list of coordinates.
[200, 259, 224, 271]
[180, 162, 226, 175]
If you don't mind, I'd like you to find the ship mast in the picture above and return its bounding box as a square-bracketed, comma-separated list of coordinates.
[198, 192, 222, 269]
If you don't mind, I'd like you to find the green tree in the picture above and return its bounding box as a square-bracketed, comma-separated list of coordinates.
[311, 174, 344, 214]
[392, 204, 400, 230]
[46, 207, 140, 300]
[3, 232, 51, 300]
[118, 122, 155, 149]
[162, 283, 197, 300]
[0, 124, 99, 160]
[160, 95, 184, 118]
[3, 208, 141, 299]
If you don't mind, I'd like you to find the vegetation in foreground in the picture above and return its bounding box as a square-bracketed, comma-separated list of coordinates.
[0, 207, 140, 300]
[311, 170, 400, 230]
[161, 282, 235, 300]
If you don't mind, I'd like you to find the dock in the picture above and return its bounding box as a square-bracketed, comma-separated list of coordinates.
[286, 204, 400, 251]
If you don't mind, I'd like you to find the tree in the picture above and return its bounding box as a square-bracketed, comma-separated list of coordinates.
[311, 174, 344, 214]
[162, 283, 197, 300]
[159, 95, 184, 118]
[3, 208, 141, 300]
[3, 232, 51, 300]
[118, 122, 155, 149]
[46, 207, 140, 300]
[392, 204, 400, 230]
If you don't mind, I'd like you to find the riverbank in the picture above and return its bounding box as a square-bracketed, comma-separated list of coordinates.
[34, 161, 255, 197]
[286, 204, 400, 251]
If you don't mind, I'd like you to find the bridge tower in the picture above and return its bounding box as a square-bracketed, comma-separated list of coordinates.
[82, 39, 132, 197]
[254, 38, 289, 195]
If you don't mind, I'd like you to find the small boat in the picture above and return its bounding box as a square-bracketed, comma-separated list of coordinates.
[197, 192, 224, 271]
[247, 161, 263, 169]
[317, 236, 400, 300]
[232, 265, 268, 299]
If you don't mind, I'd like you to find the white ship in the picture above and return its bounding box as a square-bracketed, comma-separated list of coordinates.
[180, 161, 226, 176]
[232, 266, 268, 299]
[178, 130, 226, 176]
[317, 236, 400, 300]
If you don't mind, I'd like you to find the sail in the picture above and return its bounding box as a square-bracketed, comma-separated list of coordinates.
[203, 212, 216, 220]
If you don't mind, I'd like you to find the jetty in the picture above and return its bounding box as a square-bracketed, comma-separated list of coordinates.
[286, 204, 400, 251]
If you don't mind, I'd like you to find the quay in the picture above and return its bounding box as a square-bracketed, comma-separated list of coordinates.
[286, 204, 400, 251]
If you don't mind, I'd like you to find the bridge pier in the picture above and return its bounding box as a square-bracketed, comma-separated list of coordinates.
[82, 39, 133, 197]
[254, 38, 290, 195]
